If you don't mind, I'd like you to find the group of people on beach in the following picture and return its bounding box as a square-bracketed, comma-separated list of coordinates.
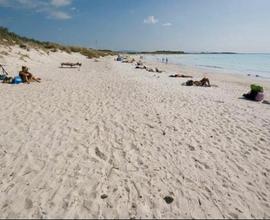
[0, 65, 41, 84]
[161, 57, 169, 64]
[135, 60, 163, 73]
[133, 58, 211, 86]
[1, 55, 265, 103]
[116, 54, 266, 102]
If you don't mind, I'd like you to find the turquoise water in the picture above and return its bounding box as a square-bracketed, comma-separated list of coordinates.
[144, 54, 270, 78]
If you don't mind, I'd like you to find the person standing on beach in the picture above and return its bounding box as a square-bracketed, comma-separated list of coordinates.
[166, 57, 168, 64]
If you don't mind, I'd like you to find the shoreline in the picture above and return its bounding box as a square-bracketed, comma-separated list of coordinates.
[132, 55, 270, 92]
[140, 53, 270, 80]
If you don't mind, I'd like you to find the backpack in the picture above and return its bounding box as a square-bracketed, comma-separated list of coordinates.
[255, 92, 264, 102]
[0, 74, 7, 80]
[12, 76, 23, 84]
[186, 80, 194, 86]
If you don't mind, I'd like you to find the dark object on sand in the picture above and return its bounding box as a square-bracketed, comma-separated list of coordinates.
[116, 55, 122, 61]
[136, 65, 146, 69]
[61, 62, 82, 68]
[164, 196, 174, 204]
[101, 194, 108, 199]
[185, 77, 211, 87]
[155, 68, 163, 73]
[243, 84, 264, 102]
[169, 74, 192, 78]
[2, 76, 13, 84]
[262, 100, 270, 105]
[247, 74, 260, 78]
[146, 67, 155, 72]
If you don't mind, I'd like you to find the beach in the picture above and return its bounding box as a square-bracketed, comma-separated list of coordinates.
[0, 46, 270, 218]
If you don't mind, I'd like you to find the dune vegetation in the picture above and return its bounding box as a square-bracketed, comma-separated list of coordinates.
[0, 27, 114, 58]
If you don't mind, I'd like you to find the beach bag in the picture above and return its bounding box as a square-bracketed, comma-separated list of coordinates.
[0, 74, 6, 80]
[2, 77, 13, 84]
[186, 80, 194, 86]
[12, 76, 23, 84]
[255, 92, 264, 102]
[251, 84, 263, 93]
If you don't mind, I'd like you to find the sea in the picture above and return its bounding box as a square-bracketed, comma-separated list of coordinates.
[144, 54, 270, 79]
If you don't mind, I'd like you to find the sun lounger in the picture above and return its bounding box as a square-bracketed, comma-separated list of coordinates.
[61, 62, 82, 68]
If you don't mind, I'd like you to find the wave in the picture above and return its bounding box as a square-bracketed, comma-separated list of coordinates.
[197, 65, 223, 69]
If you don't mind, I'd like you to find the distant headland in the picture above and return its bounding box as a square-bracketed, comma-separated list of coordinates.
[120, 50, 237, 55]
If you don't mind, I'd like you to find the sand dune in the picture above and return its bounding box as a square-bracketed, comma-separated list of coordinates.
[0, 46, 270, 218]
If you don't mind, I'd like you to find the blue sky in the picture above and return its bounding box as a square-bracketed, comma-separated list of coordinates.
[0, 0, 270, 52]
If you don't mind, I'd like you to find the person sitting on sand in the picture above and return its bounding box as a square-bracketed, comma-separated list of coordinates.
[185, 77, 211, 87]
[19, 66, 41, 84]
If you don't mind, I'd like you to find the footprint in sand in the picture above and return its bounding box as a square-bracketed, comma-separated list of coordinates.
[24, 198, 33, 210]
[95, 147, 107, 161]
[188, 145, 195, 151]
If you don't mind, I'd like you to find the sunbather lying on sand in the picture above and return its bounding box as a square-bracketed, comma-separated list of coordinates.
[135, 65, 146, 69]
[19, 66, 41, 83]
[135, 64, 162, 73]
[155, 68, 163, 73]
[185, 77, 211, 87]
[169, 74, 192, 78]
[122, 58, 135, 63]
[146, 67, 155, 72]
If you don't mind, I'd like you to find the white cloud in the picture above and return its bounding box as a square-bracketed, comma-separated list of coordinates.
[49, 10, 71, 20]
[0, 0, 73, 20]
[163, 22, 172, 27]
[144, 16, 158, 24]
[51, 0, 72, 7]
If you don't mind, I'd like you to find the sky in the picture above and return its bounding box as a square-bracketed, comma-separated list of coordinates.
[0, 0, 270, 52]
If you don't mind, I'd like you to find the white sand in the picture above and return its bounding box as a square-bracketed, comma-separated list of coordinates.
[0, 46, 270, 219]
